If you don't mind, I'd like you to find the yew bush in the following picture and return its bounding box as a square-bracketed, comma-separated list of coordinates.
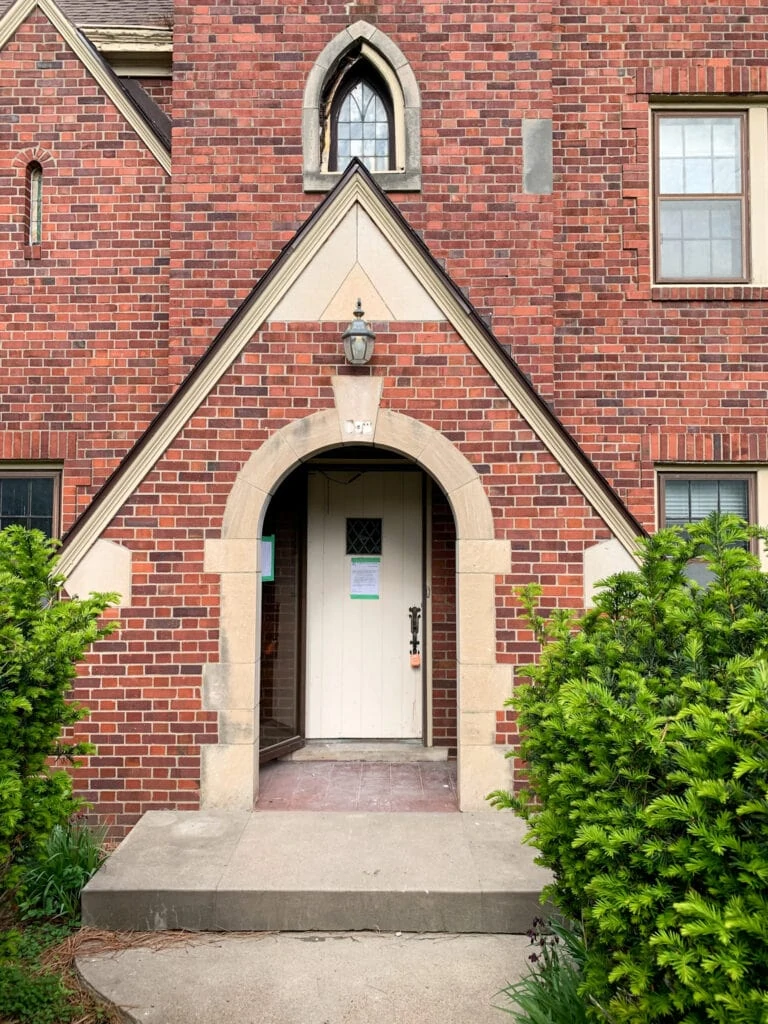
[491, 515, 768, 1023]
[0, 527, 117, 884]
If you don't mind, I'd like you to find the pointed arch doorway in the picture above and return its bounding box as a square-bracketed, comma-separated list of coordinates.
[203, 404, 511, 812]
[258, 446, 441, 765]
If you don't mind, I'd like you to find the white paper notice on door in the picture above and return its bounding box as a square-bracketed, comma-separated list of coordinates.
[350, 556, 380, 600]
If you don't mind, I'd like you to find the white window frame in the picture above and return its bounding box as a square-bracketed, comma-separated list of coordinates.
[651, 104, 768, 286]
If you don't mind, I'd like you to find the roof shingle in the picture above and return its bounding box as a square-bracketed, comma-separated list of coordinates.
[0, 0, 172, 25]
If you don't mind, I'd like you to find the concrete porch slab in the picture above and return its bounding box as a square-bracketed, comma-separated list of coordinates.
[82, 810, 551, 934]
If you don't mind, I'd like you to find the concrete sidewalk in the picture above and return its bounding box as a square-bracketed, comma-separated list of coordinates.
[78, 930, 532, 1024]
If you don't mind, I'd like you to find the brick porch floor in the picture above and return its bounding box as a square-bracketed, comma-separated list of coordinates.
[256, 760, 458, 812]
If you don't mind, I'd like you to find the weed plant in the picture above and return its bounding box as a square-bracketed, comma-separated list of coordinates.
[18, 819, 107, 923]
[496, 917, 591, 1023]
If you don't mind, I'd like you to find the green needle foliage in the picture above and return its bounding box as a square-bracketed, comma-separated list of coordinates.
[489, 514, 768, 1024]
[0, 526, 117, 886]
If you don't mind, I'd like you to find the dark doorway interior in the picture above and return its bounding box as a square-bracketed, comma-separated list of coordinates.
[259, 472, 306, 762]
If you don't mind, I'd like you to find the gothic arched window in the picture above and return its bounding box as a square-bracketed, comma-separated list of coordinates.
[303, 23, 421, 192]
[329, 71, 395, 173]
[28, 162, 43, 246]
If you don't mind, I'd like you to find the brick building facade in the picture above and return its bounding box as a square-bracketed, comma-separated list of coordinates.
[2, 0, 767, 835]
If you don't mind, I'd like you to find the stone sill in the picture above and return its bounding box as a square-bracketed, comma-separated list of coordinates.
[304, 169, 421, 193]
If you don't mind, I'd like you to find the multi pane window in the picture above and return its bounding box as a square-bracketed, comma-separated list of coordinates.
[346, 517, 383, 555]
[329, 65, 394, 175]
[0, 474, 58, 537]
[333, 81, 391, 172]
[655, 113, 747, 282]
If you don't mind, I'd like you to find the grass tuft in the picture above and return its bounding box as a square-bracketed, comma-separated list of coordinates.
[18, 820, 107, 924]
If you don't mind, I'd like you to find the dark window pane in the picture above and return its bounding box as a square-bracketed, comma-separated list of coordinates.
[1, 516, 28, 530]
[29, 477, 54, 516]
[664, 477, 751, 560]
[1, 479, 29, 518]
[28, 517, 53, 535]
[346, 517, 383, 555]
[0, 476, 56, 537]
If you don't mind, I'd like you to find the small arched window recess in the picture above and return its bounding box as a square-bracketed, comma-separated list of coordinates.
[27, 162, 43, 248]
[327, 61, 395, 174]
[303, 23, 421, 192]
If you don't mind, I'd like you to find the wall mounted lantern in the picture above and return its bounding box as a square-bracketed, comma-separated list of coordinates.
[342, 299, 376, 365]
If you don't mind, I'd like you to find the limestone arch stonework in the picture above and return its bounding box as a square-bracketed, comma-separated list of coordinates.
[302, 20, 421, 192]
[202, 406, 512, 812]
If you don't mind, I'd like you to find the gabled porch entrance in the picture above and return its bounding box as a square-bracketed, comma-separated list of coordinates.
[201, 402, 513, 813]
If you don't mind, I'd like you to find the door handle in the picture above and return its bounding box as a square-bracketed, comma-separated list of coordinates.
[408, 605, 421, 667]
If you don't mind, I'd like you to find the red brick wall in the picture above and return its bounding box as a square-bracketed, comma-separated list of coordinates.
[6, 1, 768, 828]
[166, 1, 554, 389]
[0, 12, 171, 528]
[549, 5, 768, 530]
[430, 488, 456, 751]
[162, 0, 768, 525]
[132, 77, 173, 113]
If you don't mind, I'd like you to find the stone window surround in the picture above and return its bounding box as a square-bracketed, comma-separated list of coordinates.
[201, 396, 513, 814]
[303, 21, 421, 192]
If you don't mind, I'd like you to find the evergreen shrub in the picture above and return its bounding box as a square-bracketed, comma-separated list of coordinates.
[490, 515, 768, 1023]
[0, 527, 117, 884]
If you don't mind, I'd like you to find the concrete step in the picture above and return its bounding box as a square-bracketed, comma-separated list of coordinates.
[288, 740, 450, 762]
[82, 810, 551, 934]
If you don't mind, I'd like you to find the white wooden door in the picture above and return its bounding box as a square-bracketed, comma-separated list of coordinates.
[305, 470, 423, 739]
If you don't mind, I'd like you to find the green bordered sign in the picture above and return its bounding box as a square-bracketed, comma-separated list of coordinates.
[350, 556, 380, 600]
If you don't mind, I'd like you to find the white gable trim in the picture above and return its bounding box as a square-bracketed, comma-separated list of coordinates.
[58, 168, 642, 577]
[0, 0, 171, 174]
